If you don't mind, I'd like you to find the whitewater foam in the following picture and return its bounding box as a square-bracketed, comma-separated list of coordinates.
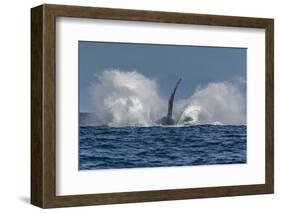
[90, 70, 165, 126]
[177, 82, 246, 125]
[88, 70, 246, 127]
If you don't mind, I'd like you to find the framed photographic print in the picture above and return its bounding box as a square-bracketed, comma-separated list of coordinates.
[31, 4, 274, 208]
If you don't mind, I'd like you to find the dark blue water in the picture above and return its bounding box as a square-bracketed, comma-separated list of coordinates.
[79, 125, 246, 170]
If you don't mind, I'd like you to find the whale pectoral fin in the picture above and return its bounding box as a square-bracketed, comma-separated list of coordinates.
[157, 78, 182, 126]
[167, 78, 182, 118]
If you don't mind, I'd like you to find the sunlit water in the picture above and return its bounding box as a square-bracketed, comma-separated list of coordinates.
[79, 125, 246, 170]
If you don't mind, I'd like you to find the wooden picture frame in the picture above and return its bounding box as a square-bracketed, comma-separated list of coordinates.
[31, 4, 274, 208]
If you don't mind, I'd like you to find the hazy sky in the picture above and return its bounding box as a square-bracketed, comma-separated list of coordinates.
[79, 41, 246, 112]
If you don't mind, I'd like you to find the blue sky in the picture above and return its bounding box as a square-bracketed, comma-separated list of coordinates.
[79, 41, 246, 112]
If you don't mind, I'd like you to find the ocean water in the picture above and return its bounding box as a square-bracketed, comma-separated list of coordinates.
[79, 125, 246, 170]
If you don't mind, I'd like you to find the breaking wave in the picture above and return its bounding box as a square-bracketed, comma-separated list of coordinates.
[88, 70, 246, 127]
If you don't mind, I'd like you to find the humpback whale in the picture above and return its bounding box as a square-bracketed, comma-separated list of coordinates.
[157, 78, 182, 125]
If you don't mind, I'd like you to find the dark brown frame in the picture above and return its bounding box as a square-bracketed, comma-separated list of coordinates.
[31, 4, 274, 208]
